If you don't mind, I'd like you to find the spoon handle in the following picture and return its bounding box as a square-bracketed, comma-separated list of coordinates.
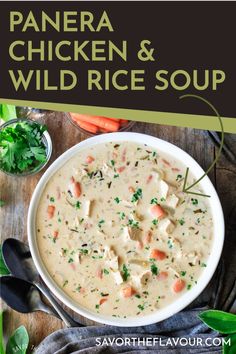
[36, 281, 83, 327]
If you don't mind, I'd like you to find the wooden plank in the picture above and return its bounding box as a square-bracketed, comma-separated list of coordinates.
[0, 112, 215, 348]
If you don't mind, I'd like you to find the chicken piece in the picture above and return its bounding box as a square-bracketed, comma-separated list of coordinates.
[84, 200, 94, 217]
[166, 194, 179, 209]
[123, 226, 140, 241]
[159, 180, 169, 199]
[159, 218, 175, 234]
[101, 163, 114, 178]
[104, 247, 119, 271]
[132, 271, 151, 288]
[151, 168, 165, 180]
[184, 251, 201, 265]
[111, 270, 123, 285]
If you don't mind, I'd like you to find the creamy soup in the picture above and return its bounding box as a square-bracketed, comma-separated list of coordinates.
[36, 141, 213, 318]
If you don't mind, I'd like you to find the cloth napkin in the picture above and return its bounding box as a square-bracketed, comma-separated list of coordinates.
[35, 134, 236, 354]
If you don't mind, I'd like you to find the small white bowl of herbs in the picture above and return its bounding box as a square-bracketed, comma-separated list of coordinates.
[0, 118, 52, 176]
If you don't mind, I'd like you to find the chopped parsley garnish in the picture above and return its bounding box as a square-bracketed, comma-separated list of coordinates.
[180, 271, 186, 276]
[95, 304, 100, 309]
[191, 198, 198, 205]
[135, 294, 141, 299]
[187, 284, 192, 290]
[137, 304, 145, 311]
[122, 264, 130, 281]
[79, 249, 88, 255]
[114, 197, 120, 204]
[98, 219, 105, 228]
[76, 285, 81, 292]
[150, 263, 159, 275]
[118, 212, 125, 220]
[167, 239, 173, 249]
[201, 262, 207, 267]
[128, 219, 139, 228]
[110, 160, 115, 166]
[131, 188, 142, 203]
[0, 200, 5, 207]
[176, 174, 183, 181]
[103, 268, 109, 275]
[160, 197, 166, 202]
[178, 218, 185, 226]
[75, 201, 81, 209]
[114, 174, 119, 178]
[68, 258, 74, 263]
[150, 197, 158, 205]
[152, 219, 158, 226]
[50, 197, 55, 202]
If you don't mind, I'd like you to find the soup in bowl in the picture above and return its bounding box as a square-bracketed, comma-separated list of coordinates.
[28, 132, 224, 326]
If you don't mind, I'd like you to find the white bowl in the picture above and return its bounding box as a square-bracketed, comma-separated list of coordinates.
[27, 132, 224, 327]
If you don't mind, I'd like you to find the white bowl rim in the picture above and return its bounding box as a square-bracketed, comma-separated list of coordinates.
[27, 132, 224, 327]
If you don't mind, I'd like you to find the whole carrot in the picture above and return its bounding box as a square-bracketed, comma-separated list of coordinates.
[70, 113, 120, 132]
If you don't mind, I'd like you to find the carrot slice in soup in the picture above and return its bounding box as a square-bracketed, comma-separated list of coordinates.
[86, 156, 95, 164]
[173, 279, 186, 293]
[150, 205, 165, 219]
[121, 286, 136, 298]
[47, 205, 55, 219]
[99, 298, 108, 305]
[150, 249, 166, 260]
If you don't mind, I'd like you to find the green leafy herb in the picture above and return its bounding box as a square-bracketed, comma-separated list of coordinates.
[150, 198, 158, 205]
[176, 174, 182, 181]
[128, 219, 139, 228]
[131, 188, 142, 203]
[103, 268, 109, 275]
[68, 257, 74, 263]
[150, 263, 159, 275]
[152, 219, 158, 226]
[113, 174, 119, 178]
[122, 264, 130, 281]
[199, 310, 236, 334]
[0, 246, 10, 275]
[0, 121, 47, 174]
[137, 304, 145, 311]
[98, 220, 105, 228]
[6, 325, 29, 354]
[79, 249, 88, 255]
[0, 104, 17, 122]
[167, 239, 173, 249]
[95, 304, 100, 309]
[110, 160, 115, 166]
[178, 218, 185, 226]
[50, 197, 55, 202]
[180, 271, 186, 276]
[114, 197, 120, 204]
[118, 212, 125, 220]
[0, 200, 5, 207]
[75, 201, 81, 209]
[223, 333, 236, 354]
[191, 198, 198, 205]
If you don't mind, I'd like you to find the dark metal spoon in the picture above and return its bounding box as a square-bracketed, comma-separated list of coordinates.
[0, 275, 59, 317]
[2, 238, 83, 327]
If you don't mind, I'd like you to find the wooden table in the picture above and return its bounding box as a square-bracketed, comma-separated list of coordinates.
[1, 111, 235, 351]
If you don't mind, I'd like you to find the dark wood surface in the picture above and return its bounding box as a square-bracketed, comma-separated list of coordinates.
[0, 111, 235, 350]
